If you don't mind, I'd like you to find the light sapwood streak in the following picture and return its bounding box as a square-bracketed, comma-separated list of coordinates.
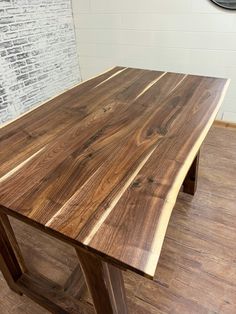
[83, 146, 157, 245]
[0, 147, 46, 183]
[143, 78, 231, 276]
[0, 66, 118, 129]
[134, 72, 167, 100]
[45, 165, 103, 227]
[0, 67, 229, 280]
[94, 68, 128, 88]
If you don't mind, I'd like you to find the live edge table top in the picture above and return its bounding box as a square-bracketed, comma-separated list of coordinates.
[0, 67, 229, 279]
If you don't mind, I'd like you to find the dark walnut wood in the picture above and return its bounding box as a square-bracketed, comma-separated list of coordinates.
[0, 212, 94, 313]
[0, 67, 229, 280]
[183, 151, 200, 195]
[17, 271, 94, 314]
[0, 213, 23, 295]
[63, 263, 86, 299]
[76, 248, 128, 314]
[1, 124, 236, 313]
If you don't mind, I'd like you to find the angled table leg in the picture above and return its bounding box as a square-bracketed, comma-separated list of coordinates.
[76, 248, 128, 314]
[183, 151, 200, 196]
[64, 263, 86, 299]
[0, 213, 24, 295]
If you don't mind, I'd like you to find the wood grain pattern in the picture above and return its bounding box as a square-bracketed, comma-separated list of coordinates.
[213, 119, 236, 129]
[1, 124, 236, 314]
[0, 212, 94, 313]
[76, 248, 128, 314]
[0, 212, 26, 273]
[17, 271, 94, 314]
[0, 66, 229, 278]
[63, 264, 85, 299]
[0, 213, 23, 295]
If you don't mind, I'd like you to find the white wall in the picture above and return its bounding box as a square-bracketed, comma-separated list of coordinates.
[72, 0, 236, 121]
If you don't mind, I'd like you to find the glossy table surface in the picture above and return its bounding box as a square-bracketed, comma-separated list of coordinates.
[0, 67, 229, 278]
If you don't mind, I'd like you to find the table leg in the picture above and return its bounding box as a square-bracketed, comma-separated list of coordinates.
[64, 263, 86, 299]
[183, 151, 200, 195]
[0, 212, 104, 312]
[0, 213, 24, 295]
[76, 248, 128, 314]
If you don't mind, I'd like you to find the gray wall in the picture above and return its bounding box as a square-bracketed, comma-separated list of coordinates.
[0, 0, 81, 125]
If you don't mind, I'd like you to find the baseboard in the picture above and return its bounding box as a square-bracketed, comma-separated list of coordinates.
[214, 120, 236, 129]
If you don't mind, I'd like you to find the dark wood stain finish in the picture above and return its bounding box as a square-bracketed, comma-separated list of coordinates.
[0, 67, 229, 313]
[76, 248, 128, 314]
[63, 264, 85, 299]
[0, 67, 229, 277]
[183, 151, 200, 195]
[17, 271, 94, 314]
[1, 126, 236, 314]
[0, 214, 23, 295]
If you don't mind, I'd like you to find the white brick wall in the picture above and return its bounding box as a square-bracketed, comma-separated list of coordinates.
[73, 0, 236, 122]
[0, 0, 81, 125]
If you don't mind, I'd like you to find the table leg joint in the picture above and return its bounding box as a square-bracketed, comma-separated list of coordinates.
[183, 151, 200, 196]
[76, 247, 129, 314]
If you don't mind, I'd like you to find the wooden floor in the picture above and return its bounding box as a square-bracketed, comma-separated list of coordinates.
[1, 125, 236, 314]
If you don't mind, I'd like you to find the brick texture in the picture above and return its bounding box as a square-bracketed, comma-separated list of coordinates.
[0, 0, 80, 125]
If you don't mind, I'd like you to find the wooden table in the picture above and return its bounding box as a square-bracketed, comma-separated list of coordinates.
[0, 67, 229, 313]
